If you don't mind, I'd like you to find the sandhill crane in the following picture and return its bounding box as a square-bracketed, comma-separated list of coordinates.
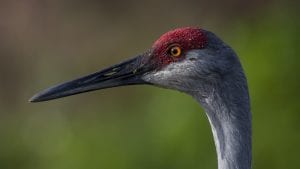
[30, 27, 252, 169]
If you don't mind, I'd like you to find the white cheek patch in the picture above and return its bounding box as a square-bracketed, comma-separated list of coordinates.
[143, 50, 203, 84]
[142, 59, 195, 85]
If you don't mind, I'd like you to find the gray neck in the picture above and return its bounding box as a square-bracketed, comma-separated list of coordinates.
[192, 72, 252, 169]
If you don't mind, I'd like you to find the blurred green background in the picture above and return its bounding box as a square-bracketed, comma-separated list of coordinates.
[0, 0, 299, 169]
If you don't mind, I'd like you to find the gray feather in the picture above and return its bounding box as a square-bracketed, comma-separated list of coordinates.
[143, 30, 252, 169]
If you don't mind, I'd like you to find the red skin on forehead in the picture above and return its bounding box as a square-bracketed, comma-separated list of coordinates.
[151, 27, 208, 66]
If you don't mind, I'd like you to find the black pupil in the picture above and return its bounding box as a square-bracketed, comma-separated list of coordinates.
[172, 48, 178, 55]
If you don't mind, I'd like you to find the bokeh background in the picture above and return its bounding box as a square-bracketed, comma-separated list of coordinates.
[0, 0, 299, 169]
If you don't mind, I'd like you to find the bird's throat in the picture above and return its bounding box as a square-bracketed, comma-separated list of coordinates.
[192, 78, 252, 169]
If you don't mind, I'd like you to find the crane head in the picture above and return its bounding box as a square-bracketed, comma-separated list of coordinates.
[30, 27, 237, 102]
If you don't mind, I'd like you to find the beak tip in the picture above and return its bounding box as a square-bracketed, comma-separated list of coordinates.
[29, 94, 41, 103]
[29, 92, 49, 103]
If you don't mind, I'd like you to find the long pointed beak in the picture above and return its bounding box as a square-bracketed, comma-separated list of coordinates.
[30, 54, 150, 102]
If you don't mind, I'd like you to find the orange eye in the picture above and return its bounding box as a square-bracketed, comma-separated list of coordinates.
[169, 46, 182, 57]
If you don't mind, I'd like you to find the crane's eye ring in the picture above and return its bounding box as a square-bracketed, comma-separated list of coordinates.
[169, 46, 182, 57]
